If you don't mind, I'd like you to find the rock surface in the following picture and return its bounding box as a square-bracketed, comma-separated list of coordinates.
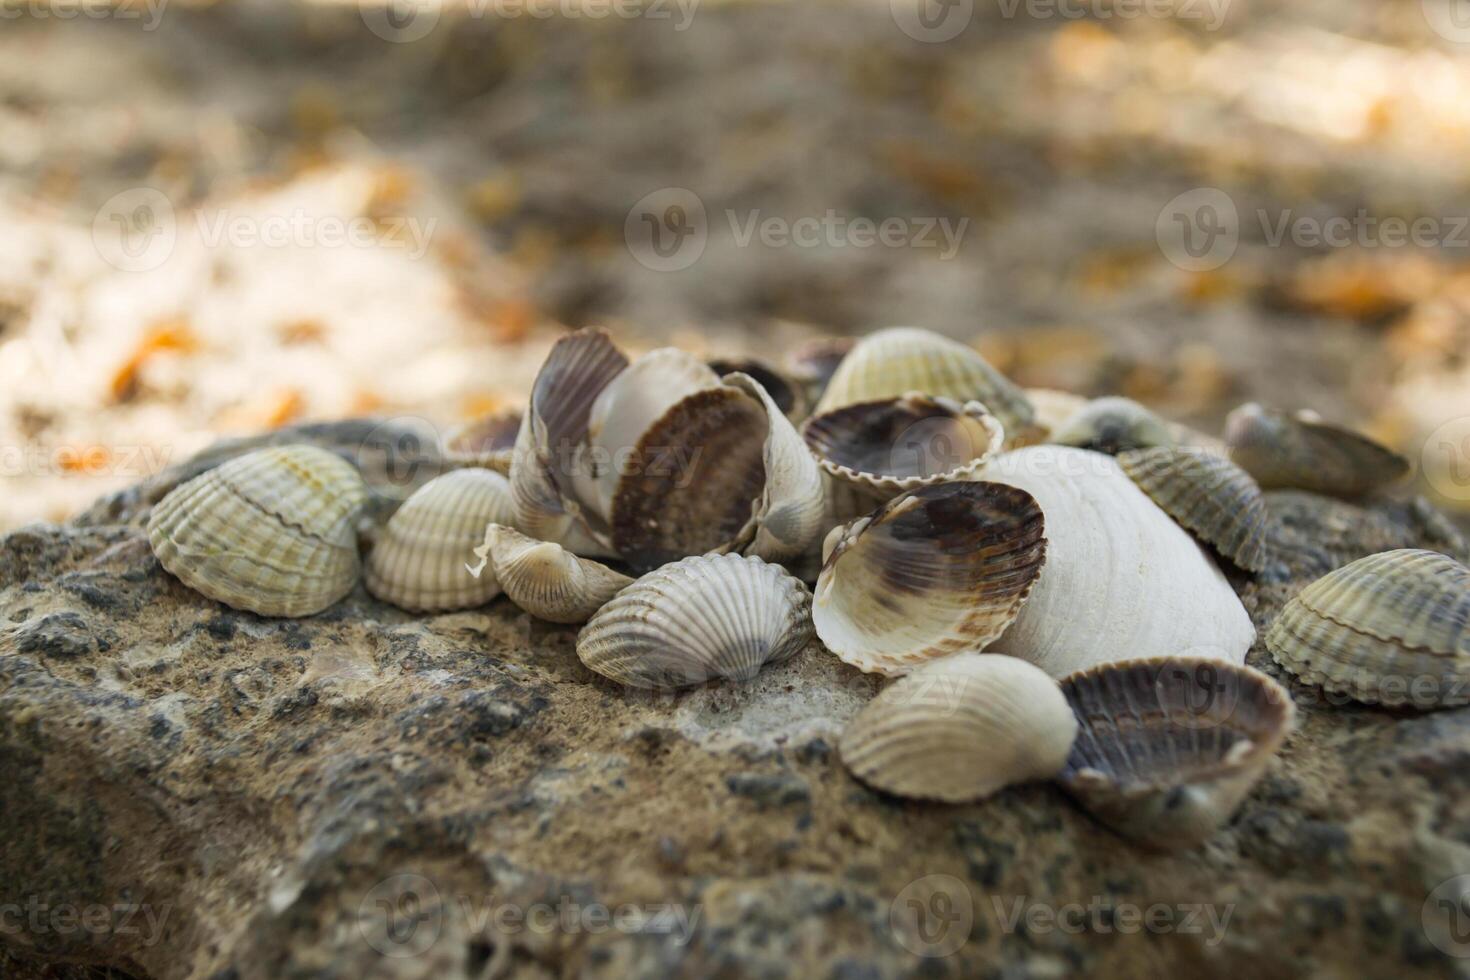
[3, 422, 1470, 979]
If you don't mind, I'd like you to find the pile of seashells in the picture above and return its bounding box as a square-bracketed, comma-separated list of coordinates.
[146, 326, 1468, 850]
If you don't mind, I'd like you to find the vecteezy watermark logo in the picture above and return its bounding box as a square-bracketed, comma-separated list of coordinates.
[359, 0, 441, 42]
[890, 0, 973, 42]
[360, 874, 444, 958]
[625, 188, 708, 272]
[1156, 188, 1239, 272]
[354, 416, 446, 502]
[890, 875, 973, 957]
[1423, 874, 1470, 957]
[990, 896, 1234, 944]
[992, 0, 1230, 29]
[1422, 417, 1470, 503]
[0, 0, 169, 30]
[92, 187, 178, 273]
[1424, 0, 1470, 43]
[0, 898, 171, 947]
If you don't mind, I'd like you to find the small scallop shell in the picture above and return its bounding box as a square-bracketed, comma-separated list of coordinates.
[442, 409, 522, 473]
[1058, 657, 1295, 849]
[1118, 447, 1269, 573]
[814, 327, 1040, 444]
[840, 653, 1078, 803]
[577, 553, 812, 689]
[708, 356, 807, 421]
[474, 523, 633, 624]
[148, 445, 369, 617]
[801, 393, 1005, 494]
[1050, 396, 1175, 455]
[1265, 549, 1470, 708]
[1225, 402, 1409, 497]
[365, 468, 517, 611]
[813, 482, 1047, 676]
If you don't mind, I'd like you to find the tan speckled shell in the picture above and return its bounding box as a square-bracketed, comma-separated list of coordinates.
[1050, 397, 1175, 455]
[476, 523, 633, 624]
[1118, 447, 1269, 573]
[813, 482, 1047, 677]
[1059, 657, 1294, 849]
[840, 653, 1078, 803]
[148, 445, 369, 618]
[577, 554, 812, 689]
[1266, 549, 1470, 708]
[1225, 402, 1408, 497]
[365, 468, 516, 611]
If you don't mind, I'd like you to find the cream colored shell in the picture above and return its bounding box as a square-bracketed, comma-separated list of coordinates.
[475, 523, 633, 624]
[365, 468, 517, 611]
[148, 445, 369, 618]
[978, 446, 1256, 677]
[839, 653, 1078, 802]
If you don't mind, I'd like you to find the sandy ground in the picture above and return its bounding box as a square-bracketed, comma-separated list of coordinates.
[1, 0, 1468, 531]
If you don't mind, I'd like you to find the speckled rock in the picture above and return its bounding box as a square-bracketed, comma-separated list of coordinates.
[2, 421, 1470, 979]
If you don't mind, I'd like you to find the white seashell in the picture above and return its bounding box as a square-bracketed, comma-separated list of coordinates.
[148, 445, 369, 618]
[839, 653, 1078, 802]
[1050, 396, 1175, 455]
[365, 468, 516, 612]
[474, 523, 633, 624]
[814, 482, 1047, 677]
[577, 554, 812, 688]
[978, 446, 1255, 677]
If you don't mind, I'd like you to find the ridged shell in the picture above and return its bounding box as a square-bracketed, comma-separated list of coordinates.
[577, 553, 813, 688]
[708, 356, 807, 421]
[1059, 657, 1295, 849]
[148, 445, 369, 617]
[1225, 402, 1409, 497]
[814, 327, 1039, 443]
[813, 482, 1047, 676]
[365, 468, 516, 611]
[801, 393, 1005, 494]
[979, 446, 1256, 677]
[442, 409, 522, 473]
[1050, 396, 1174, 455]
[475, 523, 633, 624]
[1266, 549, 1470, 708]
[1118, 447, 1269, 573]
[840, 653, 1078, 802]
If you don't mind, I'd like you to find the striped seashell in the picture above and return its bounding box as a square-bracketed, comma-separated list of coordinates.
[1118, 446, 1269, 573]
[474, 523, 633, 624]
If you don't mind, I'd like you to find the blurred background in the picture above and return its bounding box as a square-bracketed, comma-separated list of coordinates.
[2, 0, 1469, 530]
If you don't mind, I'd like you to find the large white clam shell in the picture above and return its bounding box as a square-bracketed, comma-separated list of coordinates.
[839, 653, 1078, 803]
[978, 446, 1255, 677]
[148, 445, 369, 618]
[577, 553, 812, 689]
[365, 468, 516, 612]
[474, 523, 633, 624]
[813, 482, 1047, 677]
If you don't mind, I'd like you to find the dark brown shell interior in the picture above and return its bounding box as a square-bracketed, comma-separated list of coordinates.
[802, 396, 991, 482]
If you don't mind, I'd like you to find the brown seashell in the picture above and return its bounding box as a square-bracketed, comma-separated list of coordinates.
[442, 409, 523, 473]
[1225, 402, 1409, 498]
[708, 356, 807, 421]
[1118, 447, 1269, 573]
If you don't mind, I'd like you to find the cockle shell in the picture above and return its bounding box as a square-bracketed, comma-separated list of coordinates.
[839, 653, 1078, 803]
[801, 393, 1005, 494]
[1059, 657, 1294, 849]
[442, 409, 523, 473]
[577, 553, 812, 688]
[148, 445, 369, 617]
[813, 482, 1047, 676]
[979, 446, 1255, 677]
[365, 468, 516, 611]
[1050, 396, 1174, 455]
[1118, 447, 1269, 573]
[813, 327, 1039, 443]
[1225, 402, 1409, 497]
[473, 523, 633, 624]
[1266, 549, 1470, 709]
[708, 356, 807, 421]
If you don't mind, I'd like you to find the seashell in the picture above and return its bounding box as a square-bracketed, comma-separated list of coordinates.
[442, 409, 523, 473]
[1050, 396, 1174, 455]
[1058, 657, 1294, 849]
[148, 445, 369, 617]
[785, 335, 855, 392]
[1266, 549, 1470, 709]
[1117, 447, 1269, 573]
[610, 372, 825, 573]
[577, 553, 812, 688]
[839, 653, 1077, 803]
[814, 327, 1040, 444]
[365, 468, 516, 612]
[801, 393, 1004, 495]
[1225, 402, 1409, 497]
[813, 481, 1047, 676]
[979, 446, 1255, 677]
[1025, 387, 1090, 437]
[708, 356, 807, 420]
[473, 523, 633, 624]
